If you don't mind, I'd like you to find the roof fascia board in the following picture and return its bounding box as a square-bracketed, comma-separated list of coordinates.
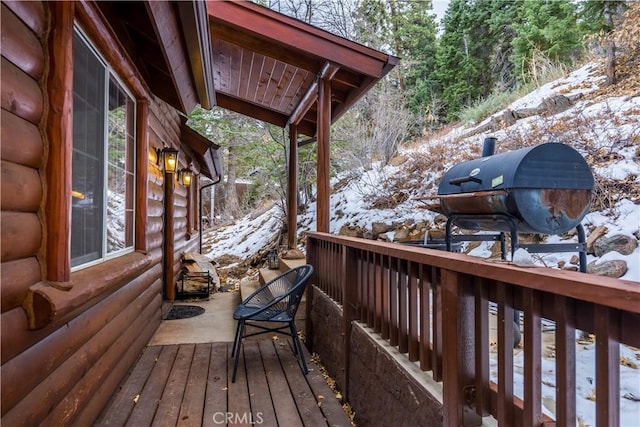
[207, 0, 396, 78]
[177, 1, 216, 109]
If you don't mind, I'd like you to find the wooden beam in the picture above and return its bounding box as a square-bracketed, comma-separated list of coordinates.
[316, 77, 331, 233]
[289, 62, 339, 127]
[287, 125, 298, 249]
[215, 92, 290, 128]
[145, 1, 199, 113]
[177, 1, 216, 109]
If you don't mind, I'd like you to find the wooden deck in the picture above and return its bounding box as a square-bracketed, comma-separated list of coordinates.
[96, 339, 352, 427]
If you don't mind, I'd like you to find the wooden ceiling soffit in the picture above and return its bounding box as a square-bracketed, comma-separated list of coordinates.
[145, 1, 199, 113]
[207, 1, 393, 78]
[180, 122, 222, 181]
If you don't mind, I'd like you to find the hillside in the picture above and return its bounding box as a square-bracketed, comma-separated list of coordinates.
[202, 35, 639, 427]
[204, 54, 639, 284]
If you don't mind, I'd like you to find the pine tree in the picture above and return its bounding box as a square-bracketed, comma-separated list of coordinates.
[512, 0, 584, 84]
[388, 0, 439, 122]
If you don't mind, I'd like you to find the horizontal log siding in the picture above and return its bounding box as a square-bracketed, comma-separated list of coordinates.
[306, 232, 640, 427]
[0, 2, 185, 424]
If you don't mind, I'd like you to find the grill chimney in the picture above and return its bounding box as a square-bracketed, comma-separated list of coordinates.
[482, 137, 496, 157]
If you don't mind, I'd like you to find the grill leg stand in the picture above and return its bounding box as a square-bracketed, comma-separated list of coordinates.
[577, 224, 587, 273]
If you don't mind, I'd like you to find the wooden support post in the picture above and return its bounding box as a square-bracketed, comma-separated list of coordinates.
[342, 246, 359, 402]
[316, 77, 331, 233]
[442, 270, 482, 426]
[304, 236, 317, 353]
[287, 125, 298, 249]
[135, 100, 149, 252]
[164, 172, 176, 301]
[595, 305, 620, 427]
[45, 1, 74, 283]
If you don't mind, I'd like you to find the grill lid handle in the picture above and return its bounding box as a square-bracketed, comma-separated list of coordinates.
[449, 175, 482, 186]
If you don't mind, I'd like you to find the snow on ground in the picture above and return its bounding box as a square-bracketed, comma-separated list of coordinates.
[203, 61, 640, 425]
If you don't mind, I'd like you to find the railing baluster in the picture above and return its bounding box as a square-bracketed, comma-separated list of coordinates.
[381, 255, 390, 339]
[497, 282, 515, 425]
[409, 261, 419, 361]
[389, 257, 399, 347]
[555, 295, 576, 427]
[399, 259, 409, 354]
[595, 305, 620, 427]
[374, 253, 382, 333]
[432, 266, 443, 382]
[419, 263, 431, 371]
[523, 288, 542, 426]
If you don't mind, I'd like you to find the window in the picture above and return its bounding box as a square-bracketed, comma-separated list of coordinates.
[71, 28, 135, 269]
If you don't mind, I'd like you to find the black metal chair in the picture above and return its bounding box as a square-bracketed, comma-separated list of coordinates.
[231, 264, 314, 382]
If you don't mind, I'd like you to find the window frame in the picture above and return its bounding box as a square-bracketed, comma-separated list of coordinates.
[71, 24, 137, 271]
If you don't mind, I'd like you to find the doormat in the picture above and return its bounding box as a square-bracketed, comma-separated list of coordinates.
[165, 305, 205, 320]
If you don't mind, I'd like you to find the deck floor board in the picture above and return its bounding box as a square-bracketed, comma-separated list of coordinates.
[97, 340, 351, 427]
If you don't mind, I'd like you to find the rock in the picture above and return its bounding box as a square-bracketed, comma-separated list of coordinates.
[372, 222, 393, 236]
[407, 229, 425, 241]
[389, 154, 409, 166]
[586, 225, 608, 253]
[393, 228, 410, 242]
[588, 260, 628, 278]
[281, 248, 305, 259]
[339, 224, 363, 238]
[363, 230, 375, 240]
[542, 94, 572, 114]
[513, 248, 536, 267]
[593, 234, 638, 257]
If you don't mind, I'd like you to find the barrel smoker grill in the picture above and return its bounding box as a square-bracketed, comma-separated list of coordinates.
[437, 140, 595, 272]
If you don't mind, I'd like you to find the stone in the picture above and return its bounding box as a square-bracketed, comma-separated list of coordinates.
[393, 228, 410, 242]
[281, 248, 305, 259]
[372, 221, 393, 236]
[593, 234, 638, 257]
[339, 224, 363, 238]
[586, 225, 608, 254]
[587, 259, 628, 278]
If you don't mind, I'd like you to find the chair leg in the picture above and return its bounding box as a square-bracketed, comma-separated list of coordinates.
[232, 320, 244, 383]
[289, 322, 308, 375]
[231, 320, 243, 357]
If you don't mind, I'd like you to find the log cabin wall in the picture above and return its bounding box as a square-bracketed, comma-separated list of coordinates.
[0, 2, 199, 424]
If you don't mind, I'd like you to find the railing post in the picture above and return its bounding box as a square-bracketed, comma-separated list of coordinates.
[305, 236, 317, 353]
[342, 246, 359, 402]
[442, 269, 482, 427]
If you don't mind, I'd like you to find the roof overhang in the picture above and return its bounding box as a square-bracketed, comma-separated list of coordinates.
[206, 1, 399, 138]
[180, 120, 223, 182]
[97, 1, 215, 113]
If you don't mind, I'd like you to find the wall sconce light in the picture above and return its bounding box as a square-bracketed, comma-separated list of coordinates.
[159, 147, 179, 173]
[179, 168, 193, 186]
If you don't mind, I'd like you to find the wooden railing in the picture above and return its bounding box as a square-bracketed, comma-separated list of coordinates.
[305, 232, 640, 427]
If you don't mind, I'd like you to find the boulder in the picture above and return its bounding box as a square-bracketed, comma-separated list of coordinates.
[339, 224, 364, 238]
[586, 225, 608, 253]
[372, 222, 393, 236]
[593, 234, 638, 257]
[588, 259, 628, 278]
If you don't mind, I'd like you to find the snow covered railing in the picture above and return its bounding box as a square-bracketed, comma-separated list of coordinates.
[305, 232, 640, 427]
